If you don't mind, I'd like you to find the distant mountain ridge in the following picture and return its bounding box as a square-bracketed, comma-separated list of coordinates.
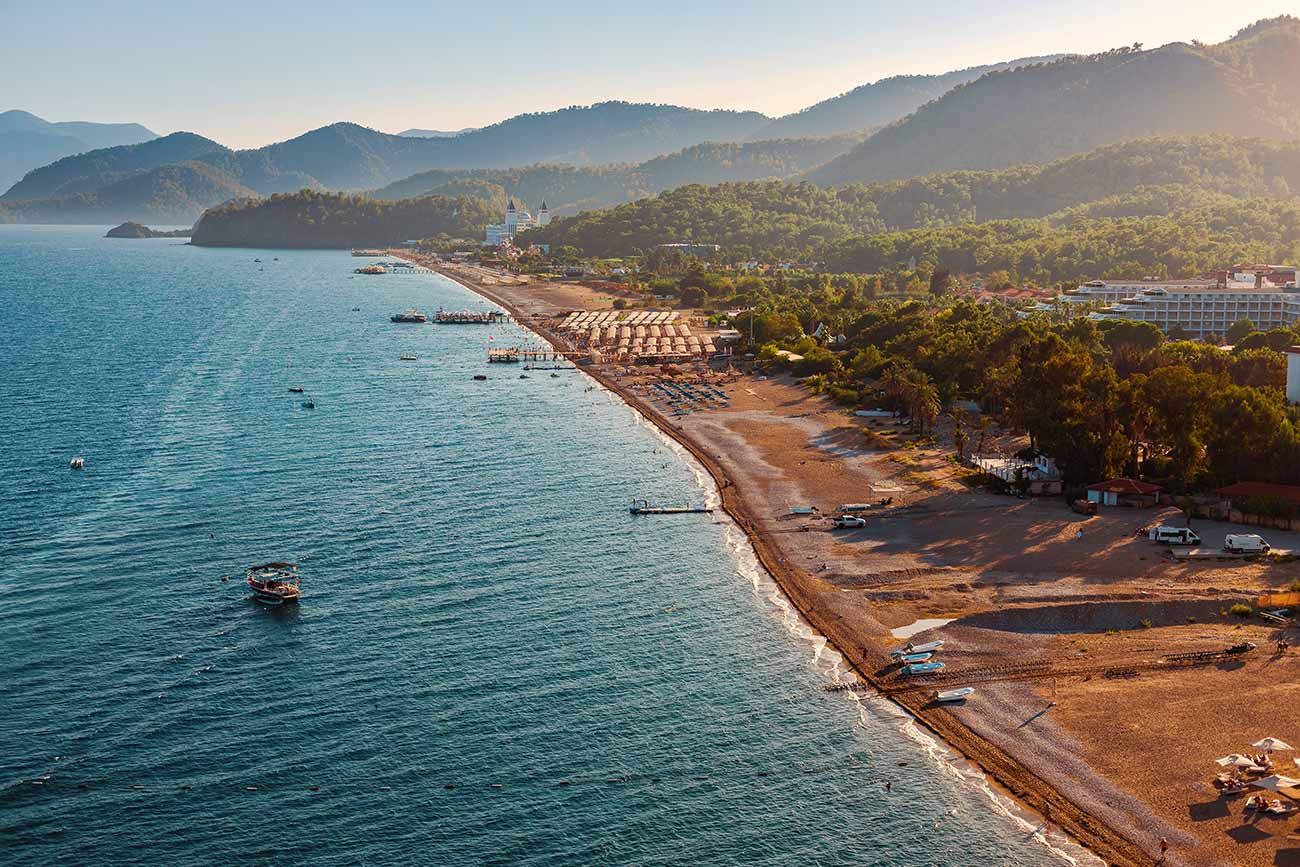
[751, 54, 1064, 140]
[0, 110, 156, 193]
[398, 127, 478, 138]
[808, 17, 1300, 186]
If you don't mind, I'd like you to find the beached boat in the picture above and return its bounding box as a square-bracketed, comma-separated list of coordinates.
[789, 506, 817, 515]
[898, 652, 933, 663]
[934, 687, 975, 702]
[245, 562, 301, 604]
[891, 639, 945, 657]
[901, 661, 945, 676]
[390, 309, 427, 323]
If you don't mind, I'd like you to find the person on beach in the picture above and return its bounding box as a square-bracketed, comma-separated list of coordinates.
[1158, 836, 1169, 862]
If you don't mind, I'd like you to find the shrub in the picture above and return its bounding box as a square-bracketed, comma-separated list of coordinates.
[1137, 618, 1153, 629]
[1228, 603, 1253, 618]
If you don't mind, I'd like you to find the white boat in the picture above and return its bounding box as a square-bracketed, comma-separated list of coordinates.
[69, 456, 85, 469]
[891, 639, 944, 657]
[935, 687, 975, 702]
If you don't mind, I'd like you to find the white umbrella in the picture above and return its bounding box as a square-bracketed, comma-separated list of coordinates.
[1217, 754, 1260, 767]
[1250, 774, 1300, 792]
[1253, 738, 1295, 752]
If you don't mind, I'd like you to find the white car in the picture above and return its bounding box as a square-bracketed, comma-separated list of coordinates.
[1224, 533, 1271, 554]
[832, 515, 867, 529]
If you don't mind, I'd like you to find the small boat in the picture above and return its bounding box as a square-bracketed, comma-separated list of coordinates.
[69, 456, 85, 469]
[898, 652, 933, 663]
[519, 374, 529, 379]
[351, 306, 361, 312]
[356, 264, 387, 275]
[390, 309, 427, 323]
[789, 506, 817, 515]
[246, 562, 301, 604]
[288, 386, 304, 393]
[399, 354, 418, 361]
[550, 373, 559, 378]
[935, 687, 975, 702]
[900, 661, 945, 676]
[473, 374, 487, 381]
[301, 398, 316, 409]
[890, 639, 945, 658]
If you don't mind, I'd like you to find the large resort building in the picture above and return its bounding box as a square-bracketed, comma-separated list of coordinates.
[1033, 265, 1300, 336]
[483, 199, 550, 247]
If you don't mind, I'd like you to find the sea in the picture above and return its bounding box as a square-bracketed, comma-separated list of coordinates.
[0, 225, 1095, 866]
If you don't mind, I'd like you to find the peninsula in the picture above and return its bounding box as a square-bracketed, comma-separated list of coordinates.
[105, 221, 191, 238]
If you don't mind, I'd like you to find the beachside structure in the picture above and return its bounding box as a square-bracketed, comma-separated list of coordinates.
[971, 449, 1062, 495]
[1216, 482, 1300, 529]
[1086, 478, 1162, 507]
[1028, 267, 1300, 336]
[483, 199, 551, 247]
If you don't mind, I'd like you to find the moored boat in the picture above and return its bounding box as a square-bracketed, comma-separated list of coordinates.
[246, 562, 301, 604]
[898, 652, 933, 663]
[900, 661, 945, 676]
[935, 687, 975, 702]
[390, 309, 428, 323]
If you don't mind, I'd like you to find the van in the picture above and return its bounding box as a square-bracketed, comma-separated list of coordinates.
[1148, 526, 1201, 546]
[1225, 534, 1271, 554]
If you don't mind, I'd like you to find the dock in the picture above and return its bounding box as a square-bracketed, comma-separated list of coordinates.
[488, 348, 587, 364]
[629, 499, 713, 515]
[435, 310, 506, 324]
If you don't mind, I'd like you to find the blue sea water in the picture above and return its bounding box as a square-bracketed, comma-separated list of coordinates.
[0, 226, 1087, 866]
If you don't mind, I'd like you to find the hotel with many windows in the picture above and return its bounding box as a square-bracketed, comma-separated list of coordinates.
[1031, 266, 1300, 336]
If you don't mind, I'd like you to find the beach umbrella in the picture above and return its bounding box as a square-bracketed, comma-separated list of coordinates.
[1253, 738, 1295, 752]
[1217, 754, 1260, 767]
[1250, 774, 1300, 792]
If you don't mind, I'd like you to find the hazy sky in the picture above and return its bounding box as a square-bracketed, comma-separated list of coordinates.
[3, 1, 1290, 148]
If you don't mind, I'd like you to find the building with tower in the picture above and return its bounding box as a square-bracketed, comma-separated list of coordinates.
[483, 199, 551, 247]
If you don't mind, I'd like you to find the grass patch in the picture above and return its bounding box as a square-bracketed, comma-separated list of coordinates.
[1137, 618, 1152, 630]
[1228, 603, 1253, 618]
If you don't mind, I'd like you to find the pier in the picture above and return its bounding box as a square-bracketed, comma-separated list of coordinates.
[435, 310, 507, 324]
[488, 348, 587, 364]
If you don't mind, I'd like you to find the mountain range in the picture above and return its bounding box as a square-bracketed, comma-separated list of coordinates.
[0, 110, 156, 193]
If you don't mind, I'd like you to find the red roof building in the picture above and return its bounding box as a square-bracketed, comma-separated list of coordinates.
[1216, 482, 1300, 506]
[1086, 478, 1162, 506]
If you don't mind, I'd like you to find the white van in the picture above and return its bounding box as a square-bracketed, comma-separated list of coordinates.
[1148, 526, 1201, 546]
[1224, 534, 1271, 554]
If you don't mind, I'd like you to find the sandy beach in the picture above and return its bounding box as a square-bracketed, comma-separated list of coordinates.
[413, 256, 1300, 867]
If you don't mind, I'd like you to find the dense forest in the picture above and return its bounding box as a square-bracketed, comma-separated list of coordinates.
[189, 190, 500, 248]
[809, 17, 1300, 185]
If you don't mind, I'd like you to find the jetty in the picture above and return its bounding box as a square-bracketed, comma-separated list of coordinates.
[435, 310, 506, 324]
[488, 347, 586, 364]
[629, 499, 714, 515]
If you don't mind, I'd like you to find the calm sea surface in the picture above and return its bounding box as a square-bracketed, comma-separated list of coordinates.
[0, 226, 1086, 866]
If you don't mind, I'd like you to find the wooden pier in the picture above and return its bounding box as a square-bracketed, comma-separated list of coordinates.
[488, 348, 587, 364]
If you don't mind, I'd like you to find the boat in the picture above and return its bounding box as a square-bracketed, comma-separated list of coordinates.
[900, 661, 945, 676]
[934, 687, 975, 702]
[629, 498, 713, 515]
[301, 398, 316, 409]
[69, 456, 85, 469]
[288, 386, 304, 393]
[519, 374, 529, 379]
[789, 506, 817, 515]
[245, 562, 301, 604]
[390, 309, 427, 323]
[355, 264, 387, 275]
[473, 374, 488, 381]
[898, 652, 933, 663]
[890, 639, 945, 657]
[399, 354, 418, 361]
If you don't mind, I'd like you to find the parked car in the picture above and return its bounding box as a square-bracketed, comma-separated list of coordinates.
[1070, 499, 1098, 516]
[832, 515, 867, 529]
[1224, 533, 1271, 554]
[1148, 526, 1201, 546]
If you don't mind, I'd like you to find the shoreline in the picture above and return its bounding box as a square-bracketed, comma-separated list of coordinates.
[418, 260, 1149, 867]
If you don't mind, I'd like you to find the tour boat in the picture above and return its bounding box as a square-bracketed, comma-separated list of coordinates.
[70, 456, 85, 469]
[934, 687, 975, 702]
[390, 309, 427, 323]
[891, 639, 945, 657]
[901, 661, 945, 676]
[245, 562, 301, 604]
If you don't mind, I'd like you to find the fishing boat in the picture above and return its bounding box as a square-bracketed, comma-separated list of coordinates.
[901, 661, 945, 676]
[288, 386, 304, 393]
[898, 652, 933, 663]
[390, 309, 427, 323]
[399, 354, 418, 361]
[934, 687, 975, 702]
[890, 639, 945, 657]
[245, 562, 301, 604]
[69, 456, 85, 469]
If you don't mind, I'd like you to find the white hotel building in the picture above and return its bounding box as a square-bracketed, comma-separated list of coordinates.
[1033, 267, 1300, 336]
[483, 199, 550, 247]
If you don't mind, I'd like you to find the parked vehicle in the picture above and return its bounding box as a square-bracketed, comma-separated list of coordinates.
[1224, 533, 1271, 554]
[1148, 525, 1201, 546]
[832, 515, 867, 529]
[1070, 499, 1097, 516]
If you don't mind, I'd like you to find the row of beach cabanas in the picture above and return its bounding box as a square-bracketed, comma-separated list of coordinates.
[558, 310, 679, 332]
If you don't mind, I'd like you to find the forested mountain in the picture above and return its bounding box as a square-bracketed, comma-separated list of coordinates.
[397, 128, 476, 138]
[0, 162, 256, 225]
[371, 134, 863, 215]
[3, 132, 225, 200]
[522, 134, 1300, 270]
[809, 17, 1300, 186]
[0, 110, 156, 193]
[752, 55, 1061, 140]
[189, 190, 500, 248]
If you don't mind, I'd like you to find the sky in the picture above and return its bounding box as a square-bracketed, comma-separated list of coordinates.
[2, 0, 1291, 148]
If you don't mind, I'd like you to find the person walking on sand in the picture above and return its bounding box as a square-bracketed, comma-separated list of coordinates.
[1158, 836, 1169, 862]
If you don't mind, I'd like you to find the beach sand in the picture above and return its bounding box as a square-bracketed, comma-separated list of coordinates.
[410, 256, 1300, 867]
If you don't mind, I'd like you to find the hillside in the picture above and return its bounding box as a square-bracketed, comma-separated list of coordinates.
[808, 18, 1300, 186]
[521, 134, 1300, 262]
[372, 135, 862, 215]
[0, 110, 156, 193]
[189, 189, 501, 248]
[752, 55, 1062, 140]
[3, 132, 225, 200]
[0, 161, 256, 224]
